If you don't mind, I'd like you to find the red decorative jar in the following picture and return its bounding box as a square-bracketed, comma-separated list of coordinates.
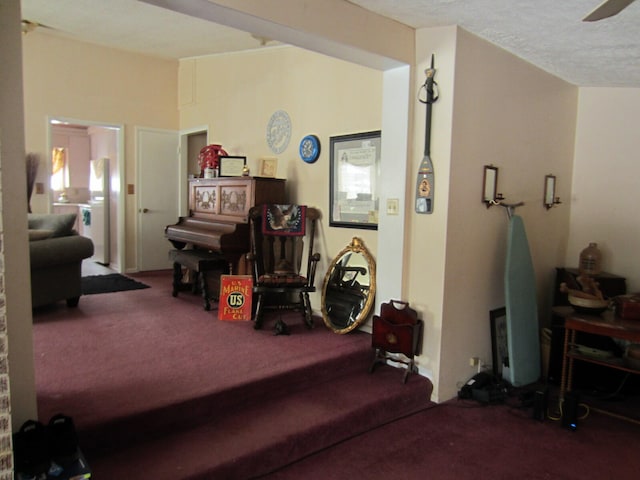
[198, 144, 228, 177]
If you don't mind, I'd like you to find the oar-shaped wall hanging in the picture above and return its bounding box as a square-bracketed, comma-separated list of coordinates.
[415, 54, 439, 214]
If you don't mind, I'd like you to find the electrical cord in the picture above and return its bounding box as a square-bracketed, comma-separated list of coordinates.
[547, 396, 590, 422]
[548, 372, 631, 423]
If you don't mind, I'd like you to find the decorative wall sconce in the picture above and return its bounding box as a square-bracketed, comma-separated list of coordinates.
[543, 174, 562, 209]
[482, 165, 504, 208]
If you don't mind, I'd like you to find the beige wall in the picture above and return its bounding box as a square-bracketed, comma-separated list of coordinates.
[22, 31, 179, 270]
[408, 28, 578, 401]
[1, 0, 37, 431]
[569, 88, 640, 291]
[404, 26, 457, 399]
[180, 46, 383, 304]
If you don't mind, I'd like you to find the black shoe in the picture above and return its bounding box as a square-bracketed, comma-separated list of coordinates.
[12, 420, 51, 476]
[47, 414, 80, 466]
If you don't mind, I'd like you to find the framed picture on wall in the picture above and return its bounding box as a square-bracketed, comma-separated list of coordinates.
[329, 130, 381, 230]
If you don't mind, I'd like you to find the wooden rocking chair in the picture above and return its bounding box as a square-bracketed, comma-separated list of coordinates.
[247, 204, 321, 333]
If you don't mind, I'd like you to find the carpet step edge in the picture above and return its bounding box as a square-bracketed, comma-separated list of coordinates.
[85, 365, 433, 479]
[77, 346, 376, 452]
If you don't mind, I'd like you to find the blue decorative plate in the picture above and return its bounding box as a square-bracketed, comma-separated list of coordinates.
[299, 134, 321, 163]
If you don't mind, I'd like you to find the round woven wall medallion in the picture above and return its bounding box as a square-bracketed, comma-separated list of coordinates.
[266, 110, 291, 154]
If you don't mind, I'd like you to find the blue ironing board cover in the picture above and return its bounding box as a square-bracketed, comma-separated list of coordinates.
[505, 215, 541, 386]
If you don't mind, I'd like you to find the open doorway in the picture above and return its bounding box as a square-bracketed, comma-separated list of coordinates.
[48, 117, 125, 273]
[179, 127, 208, 214]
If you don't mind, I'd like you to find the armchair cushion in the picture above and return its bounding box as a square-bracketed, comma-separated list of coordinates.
[28, 213, 77, 237]
[29, 229, 55, 241]
[29, 235, 94, 270]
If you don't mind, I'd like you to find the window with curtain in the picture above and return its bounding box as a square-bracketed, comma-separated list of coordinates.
[50, 147, 69, 192]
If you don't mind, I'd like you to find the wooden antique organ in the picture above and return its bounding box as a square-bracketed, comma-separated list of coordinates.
[165, 177, 286, 273]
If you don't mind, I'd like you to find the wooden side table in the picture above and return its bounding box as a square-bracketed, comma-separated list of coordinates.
[559, 308, 640, 423]
[548, 269, 626, 384]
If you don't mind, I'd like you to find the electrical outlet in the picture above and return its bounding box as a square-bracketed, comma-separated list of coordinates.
[469, 357, 480, 367]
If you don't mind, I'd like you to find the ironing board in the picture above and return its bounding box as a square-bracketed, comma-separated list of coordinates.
[504, 214, 541, 386]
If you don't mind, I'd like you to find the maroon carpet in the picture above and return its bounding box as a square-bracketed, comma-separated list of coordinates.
[261, 399, 640, 479]
[33, 270, 639, 479]
[34, 271, 371, 436]
[32, 270, 434, 478]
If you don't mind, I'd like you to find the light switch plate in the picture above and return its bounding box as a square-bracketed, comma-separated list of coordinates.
[386, 198, 399, 215]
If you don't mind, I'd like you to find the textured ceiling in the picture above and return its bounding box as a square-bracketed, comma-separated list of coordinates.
[350, 0, 640, 87]
[20, 0, 640, 87]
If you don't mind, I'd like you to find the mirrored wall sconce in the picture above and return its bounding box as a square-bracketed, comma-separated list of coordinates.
[482, 165, 504, 208]
[543, 174, 562, 210]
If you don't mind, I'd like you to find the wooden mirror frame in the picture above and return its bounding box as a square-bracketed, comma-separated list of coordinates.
[321, 237, 376, 334]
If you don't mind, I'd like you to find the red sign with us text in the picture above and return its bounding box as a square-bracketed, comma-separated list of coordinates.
[218, 275, 253, 321]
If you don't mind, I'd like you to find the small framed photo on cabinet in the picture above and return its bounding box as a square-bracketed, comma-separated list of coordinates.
[259, 157, 278, 177]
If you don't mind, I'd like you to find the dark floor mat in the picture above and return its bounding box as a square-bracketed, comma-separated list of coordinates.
[81, 273, 150, 295]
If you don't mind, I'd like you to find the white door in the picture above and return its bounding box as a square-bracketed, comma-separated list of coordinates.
[137, 127, 179, 271]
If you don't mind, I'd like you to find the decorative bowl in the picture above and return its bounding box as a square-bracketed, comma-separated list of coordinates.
[568, 294, 609, 315]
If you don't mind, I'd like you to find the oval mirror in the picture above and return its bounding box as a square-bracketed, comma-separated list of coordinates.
[321, 237, 376, 334]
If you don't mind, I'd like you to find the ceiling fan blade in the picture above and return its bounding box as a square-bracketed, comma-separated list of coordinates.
[583, 0, 636, 21]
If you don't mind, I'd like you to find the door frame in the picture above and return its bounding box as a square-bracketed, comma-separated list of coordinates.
[46, 116, 125, 273]
[178, 125, 209, 216]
